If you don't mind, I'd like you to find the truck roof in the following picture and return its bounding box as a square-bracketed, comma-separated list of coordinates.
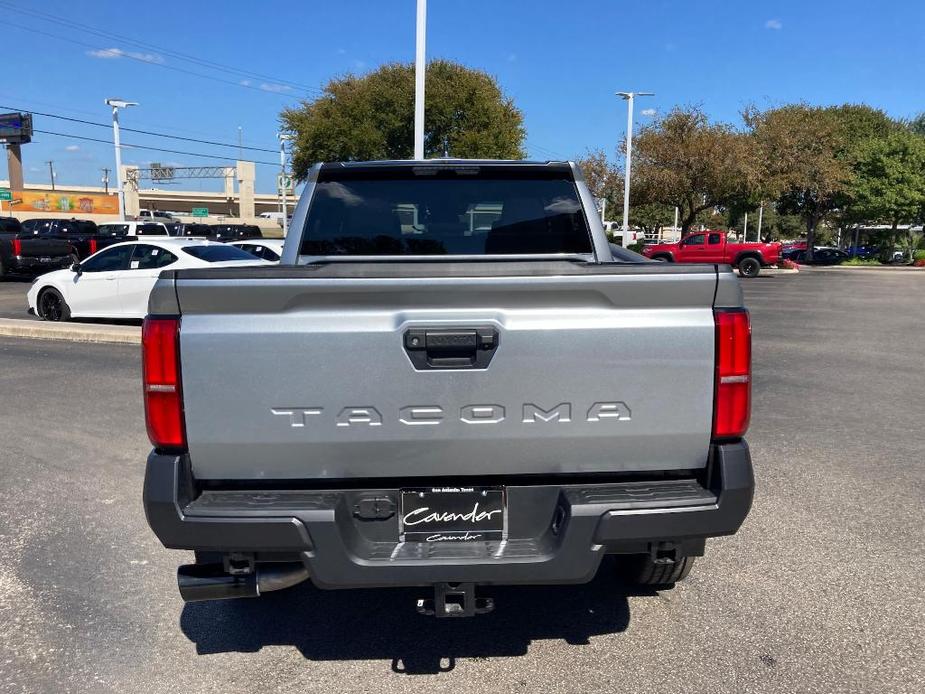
[318, 160, 574, 176]
[324, 159, 569, 168]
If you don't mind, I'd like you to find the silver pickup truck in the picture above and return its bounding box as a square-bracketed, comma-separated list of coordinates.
[143, 160, 754, 617]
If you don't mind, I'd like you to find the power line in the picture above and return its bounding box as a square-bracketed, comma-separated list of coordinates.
[526, 140, 567, 160]
[0, 91, 274, 145]
[0, 0, 324, 95]
[33, 129, 279, 166]
[4, 19, 312, 100]
[0, 103, 278, 152]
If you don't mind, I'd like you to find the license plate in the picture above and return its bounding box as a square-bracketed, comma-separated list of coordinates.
[39, 257, 52, 263]
[400, 486, 505, 542]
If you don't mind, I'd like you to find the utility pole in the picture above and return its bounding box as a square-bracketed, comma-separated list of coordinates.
[278, 133, 292, 236]
[238, 126, 243, 160]
[46, 160, 55, 191]
[757, 203, 764, 241]
[105, 98, 139, 222]
[413, 0, 427, 159]
[101, 168, 110, 194]
[616, 91, 654, 247]
[743, 212, 748, 240]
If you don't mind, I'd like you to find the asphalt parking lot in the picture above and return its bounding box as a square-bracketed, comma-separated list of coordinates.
[0, 277, 33, 319]
[1, 270, 923, 694]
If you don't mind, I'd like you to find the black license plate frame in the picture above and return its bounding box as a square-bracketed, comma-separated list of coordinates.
[400, 486, 506, 543]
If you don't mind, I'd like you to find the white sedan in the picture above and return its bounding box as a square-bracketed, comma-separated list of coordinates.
[28, 239, 268, 321]
[228, 238, 285, 262]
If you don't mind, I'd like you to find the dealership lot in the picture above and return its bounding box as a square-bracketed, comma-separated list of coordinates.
[0, 271, 922, 694]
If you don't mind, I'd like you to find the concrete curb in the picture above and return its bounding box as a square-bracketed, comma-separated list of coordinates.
[808, 265, 924, 273]
[762, 267, 800, 276]
[0, 318, 140, 344]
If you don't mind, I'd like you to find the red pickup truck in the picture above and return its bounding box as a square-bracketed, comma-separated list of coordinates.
[640, 231, 781, 278]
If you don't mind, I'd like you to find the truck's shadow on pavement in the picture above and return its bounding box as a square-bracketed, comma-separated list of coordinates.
[180, 558, 644, 674]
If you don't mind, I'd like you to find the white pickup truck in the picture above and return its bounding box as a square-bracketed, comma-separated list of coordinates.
[142, 160, 754, 617]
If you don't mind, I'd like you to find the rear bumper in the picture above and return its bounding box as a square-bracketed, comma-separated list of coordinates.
[144, 442, 754, 588]
[9, 255, 73, 274]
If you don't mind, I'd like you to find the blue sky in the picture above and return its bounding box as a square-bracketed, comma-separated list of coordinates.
[1, 0, 923, 193]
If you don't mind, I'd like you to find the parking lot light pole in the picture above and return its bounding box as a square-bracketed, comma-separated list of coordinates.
[616, 91, 654, 247]
[278, 133, 292, 236]
[105, 98, 138, 222]
[414, 0, 427, 159]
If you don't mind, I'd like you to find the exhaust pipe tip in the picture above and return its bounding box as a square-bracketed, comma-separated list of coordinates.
[177, 562, 310, 603]
[177, 563, 258, 602]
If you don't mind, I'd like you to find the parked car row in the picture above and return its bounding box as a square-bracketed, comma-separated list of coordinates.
[27, 239, 271, 321]
[0, 216, 273, 279]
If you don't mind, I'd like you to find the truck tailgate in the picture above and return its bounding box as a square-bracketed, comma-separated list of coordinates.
[170, 262, 719, 480]
[18, 236, 73, 257]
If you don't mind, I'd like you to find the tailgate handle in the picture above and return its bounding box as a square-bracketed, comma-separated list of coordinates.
[404, 327, 498, 370]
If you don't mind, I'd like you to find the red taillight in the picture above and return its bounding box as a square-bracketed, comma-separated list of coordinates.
[12, 238, 22, 255]
[89, 239, 98, 254]
[713, 308, 751, 440]
[142, 317, 186, 451]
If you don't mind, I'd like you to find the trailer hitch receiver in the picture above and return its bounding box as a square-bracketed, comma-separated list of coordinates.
[416, 582, 494, 618]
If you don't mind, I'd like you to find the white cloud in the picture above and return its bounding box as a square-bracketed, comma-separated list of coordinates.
[640, 108, 656, 117]
[240, 79, 252, 87]
[765, 19, 783, 30]
[65, 144, 80, 152]
[87, 47, 164, 64]
[337, 48, 347, 55]
[258, 82, 292, 93]
[507, 53, 517, 63]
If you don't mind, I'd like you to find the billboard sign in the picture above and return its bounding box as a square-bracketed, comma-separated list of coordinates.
[0, 112, 33, 144]
[10, 191, 119, 215]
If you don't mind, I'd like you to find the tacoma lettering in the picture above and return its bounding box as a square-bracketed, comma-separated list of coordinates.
[273, 402, 631, 427]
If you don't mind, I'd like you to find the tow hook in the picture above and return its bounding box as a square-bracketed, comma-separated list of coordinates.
[416, 582, 494, 617]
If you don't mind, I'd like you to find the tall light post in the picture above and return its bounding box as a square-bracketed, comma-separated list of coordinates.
[278, 132, 292, 236]
[105, 98, 138, 221]
[45, 160, 56, 191]
[616, 91, 654, 247]
[414, 0, 427, 159]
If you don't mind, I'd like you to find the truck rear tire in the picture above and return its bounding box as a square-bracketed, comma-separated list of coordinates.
[618, 554, 696, 588]
[738, 257, 761, 278]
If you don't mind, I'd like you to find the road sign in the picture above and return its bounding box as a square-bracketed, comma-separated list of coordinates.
[0, 113, 33, 144]
[191, 207, 208, 217]
[0, 188, 12, 201]
[277, 174, 293, 192]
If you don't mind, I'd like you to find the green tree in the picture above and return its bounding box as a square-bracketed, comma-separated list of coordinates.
[849, 129, 925, 257]
[630, 201, 676, 236]
[746, 104, 898, 259]
[575, 148, 623, 221]
[631, 106, 757, 234]
[909, 113, 925, 136]
[281, 61, 525, 178]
